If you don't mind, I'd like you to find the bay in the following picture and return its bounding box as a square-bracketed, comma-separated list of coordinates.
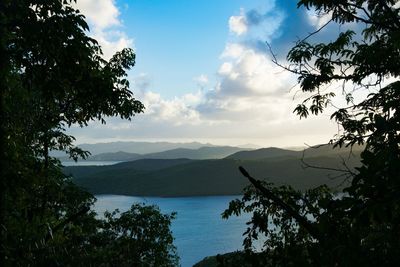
[61, 161, 122, 166]
[94, 195, 261, 267]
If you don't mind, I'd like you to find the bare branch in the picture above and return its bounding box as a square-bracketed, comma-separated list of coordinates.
[300, 18, 333, 43]
[238, 166, 323, 242]
[45, 206, 90, 242]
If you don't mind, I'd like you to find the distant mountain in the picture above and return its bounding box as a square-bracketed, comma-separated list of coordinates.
[66, 158, 193, 177]
[142, 146, 246, 160]
[237, 143, 260, 149]
[114, 158, 194, 171]
[51, 141, 216, 157]
[225, 144, 363, 161]
[283, 146, 307, 151]
[66, 141, 218, 155]
[89, 151, 141, 161]
[301, 144, 364, 158]
[66, 152, 361, 197]
[60, 146, 249, 161]
[225, 147, 301, 160]
[58, 151, 141, 162]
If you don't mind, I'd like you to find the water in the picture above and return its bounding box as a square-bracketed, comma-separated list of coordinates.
[61, 161, 122, 166]
[94, 195, 258, 267]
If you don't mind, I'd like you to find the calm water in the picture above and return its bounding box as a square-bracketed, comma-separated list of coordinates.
[94, 195, 260, 267]
[61, 161, 122, 166]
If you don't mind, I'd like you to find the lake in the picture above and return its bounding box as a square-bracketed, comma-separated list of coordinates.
[62, 161, 122, 166]
[94, 195, 261, 267]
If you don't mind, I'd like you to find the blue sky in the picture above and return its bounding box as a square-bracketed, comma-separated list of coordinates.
[120, 0, 277, 98]
[69, 0, 352, 147]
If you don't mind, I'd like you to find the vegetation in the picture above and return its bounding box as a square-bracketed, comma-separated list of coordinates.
[59, 145, 248, 161]
[66, 146, 360, 196]
[193, 252, 251, 267]
[0, 1, 178, 266]
[223, 0, 400, 266]
[61, 140, 220, 155]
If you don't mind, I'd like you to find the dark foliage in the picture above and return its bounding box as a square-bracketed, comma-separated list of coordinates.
[0, 1, 177, 266]
[224, 1, 400, 266]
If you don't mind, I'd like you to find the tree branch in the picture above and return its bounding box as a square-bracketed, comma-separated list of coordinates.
[238, 166, 323, 242]
[45, 206, 90, 242]
[378, 0, 400, 29]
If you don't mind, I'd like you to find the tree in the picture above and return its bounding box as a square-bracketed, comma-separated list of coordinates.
[224, 1, 400, 266]
[0, 1, 178, 265]
[95, 204, 179, 267]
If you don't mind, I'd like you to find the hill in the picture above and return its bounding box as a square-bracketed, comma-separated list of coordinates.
[88, 151, 142, 161]
[226, 147, 300, 160]
[55, 141, 218, 157]
[60, 146, 248, 162]
[142, 146, 246, 160]
[65, 158, 193, 178]
[301, 144, 364, 158]
[51, 141, 219, 158]
[226, 144, 363, 161]
[66, 152, 360, 196]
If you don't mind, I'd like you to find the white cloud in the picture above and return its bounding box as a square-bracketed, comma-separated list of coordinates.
[74, 0, 120, 30]
[218, 62, 233, 75]
[229, 9, 248, 35]
[132, 73, 151, 91]
[218, 62, 238, 80]
[73, 0, 133, 60]
[307, 10, 332, 29]
[221, 43, 246, 59]
[68, 4, 342, 148]
[217, 44, 293, 97]
[194, 74, 209, 87]
[91, 30, 133, 60]
[139, 91, 202, 126]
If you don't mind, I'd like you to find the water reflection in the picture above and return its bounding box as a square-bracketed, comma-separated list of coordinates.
[94, 195, 262, 267]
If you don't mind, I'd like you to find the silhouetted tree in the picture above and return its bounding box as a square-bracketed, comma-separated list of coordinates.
[224, 1, 400, 266]
[0, 1, 178, 266]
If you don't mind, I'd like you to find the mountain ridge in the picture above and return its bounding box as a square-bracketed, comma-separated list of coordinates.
[66, 146, 361, 197]
[60, 145, 250, 161]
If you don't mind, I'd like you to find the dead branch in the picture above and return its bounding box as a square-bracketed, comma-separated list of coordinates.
[238, 166, 323, 243]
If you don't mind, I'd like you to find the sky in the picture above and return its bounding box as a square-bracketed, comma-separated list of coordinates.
[68, 0, 357, 148]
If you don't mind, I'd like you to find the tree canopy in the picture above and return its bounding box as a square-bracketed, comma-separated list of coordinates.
[0, 1, 178, 265]
[224, 1, 400, 266]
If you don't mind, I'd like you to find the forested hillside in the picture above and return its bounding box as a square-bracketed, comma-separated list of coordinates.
[66, 146, 361, 196]
[60, 145, 248, 161]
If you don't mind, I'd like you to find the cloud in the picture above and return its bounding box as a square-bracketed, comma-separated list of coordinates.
[68, 2, 344, 147]
[229, 9, 248, 35]
[74, 0, 120, 30]
[228, 3, 284, 40]
[137, 90, 203, 126]
[73, 0, 133, 60]
[306, 10, 333, 29]
[220, 43, 246, 59]
[132, 73, 151, 91]
[131, 38, 298, 127]
[194, 74, 209, 87]
[91, 30, 133, 60]
[217, 44, 293, 97]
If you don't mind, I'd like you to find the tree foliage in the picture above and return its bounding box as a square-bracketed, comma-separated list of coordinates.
[0, 1, 177, 266]
[224, 1, 400, 266]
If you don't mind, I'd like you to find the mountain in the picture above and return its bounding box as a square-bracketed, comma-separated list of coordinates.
[225, 147, 301, 160]
[60, 146, 249, 161]
[66, 158, 194, 178]
[141, 146, 246, 160]
[225, 144, 363, 161]
[66, 153, 360, 197]
[89, 151, 142, 161]
[64, 141, 217, 155]
[300, 144, 364, 158]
